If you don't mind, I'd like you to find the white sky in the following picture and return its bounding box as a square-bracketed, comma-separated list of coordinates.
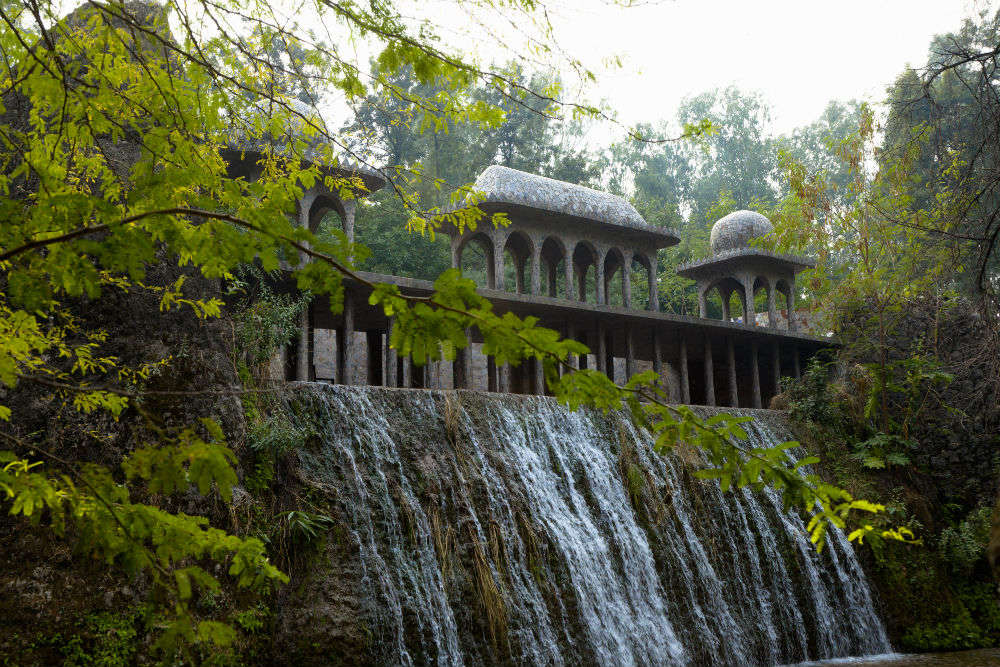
[520, 0, 995, 136]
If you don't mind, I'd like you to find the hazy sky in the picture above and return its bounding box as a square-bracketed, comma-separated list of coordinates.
[529, 0, 994, 136]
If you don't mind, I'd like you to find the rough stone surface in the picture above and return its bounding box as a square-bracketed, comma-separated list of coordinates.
[472, 165, 648, 228]
[709, 210, 774, 255]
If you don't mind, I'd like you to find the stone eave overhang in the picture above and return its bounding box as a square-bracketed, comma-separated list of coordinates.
[676, 249, 815, 279]
[221, 144, 386, 196]
[439, 201, 681, 249]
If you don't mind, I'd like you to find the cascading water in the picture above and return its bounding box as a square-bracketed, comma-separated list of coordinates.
[283, 384, 890, 666]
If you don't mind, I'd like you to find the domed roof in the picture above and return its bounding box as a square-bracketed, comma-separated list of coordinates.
[709, 210, 773, 255]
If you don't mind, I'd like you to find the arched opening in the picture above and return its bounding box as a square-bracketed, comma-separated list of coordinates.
[603, 248, 625, 306]
[708, 277, 743, 322]
[502, 232, 533, 294]
[632, 254, 653, 310]
[572, 242, 598, 303]
[725, 288, 746, 323]
[458, 232, 495, 289]
[752, 276, 770, 327]
[308, 194, 347, 235]
[541, 236, 567, 298]
[775, 278, 792, 329]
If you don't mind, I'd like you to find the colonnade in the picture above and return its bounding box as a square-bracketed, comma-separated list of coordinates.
[697, 272, 797, 330]
[451, 228, 659, 311]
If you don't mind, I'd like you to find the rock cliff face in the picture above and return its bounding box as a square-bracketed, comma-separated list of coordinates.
[270, 385, 889, 666]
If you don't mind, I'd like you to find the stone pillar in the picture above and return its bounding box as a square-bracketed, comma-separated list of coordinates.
[624, 324, 635, 382]
[721, 288, 731, 321]
[596, 249, 607, 305]
[751, 342, 762, 409]
[529, 243, 542, 295]
[648, 254, 659, 312]
[703, 337, 715, 407]
[787, 278, 797, 331]
[564, 248, 575, 300]
[385, 319, 397, 388]
[596, 321, 608, 375]
[337, 292, 355, 385]
[514, 256, 525, 294]
[342, 199, 356, 245]
[767, 283, 778, 328]
[771, 341, 781, 393]
[743, 277, 756, 327]
[296, 303, 310, 381]
[533, 357, 545, 395]
[566, 322, 579, 370]
[367, 330, 383, 386]
[450, 236, 461, 270]
[577, 267, 588, 304]
[401, 355, 411, 389]
[698, 286, 708, 318]
[679, 337, 690, 404]
[652, 329, 663, 387]
[727, 336, 739, 408]
[493, 239, 506, 291]
[622, 250, 633, 309]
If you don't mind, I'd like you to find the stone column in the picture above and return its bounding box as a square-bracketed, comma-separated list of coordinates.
[493, 236, 506, 291]
[622, 250, 633, 309]
[597, 321, 608, 375]
[727, 336, 739, 408]
[564, 245, 576, 300]
[703, 337, 715, 407]
[342, 199, 356, 245]
[530, 244, 542, 295]
[385, 319, 397, 387]
[401, 354, 411, 388]
[751, 341, 762, 409]
[533, 357, 545, 395]
[566, 322, 579, 370]
[450, 236, 461, 270]
[787, 278, 798, 331]
[743, 276, 756, 327]
[771, 341, 781, 393]
[767, 283, 778, 328]
[624, 324, 635, 382]
[577, 266, 588, 303]
[547, 260, 559, 297]
[514, 256, 525, 294]
[648, 254, 659, 312]
[698, 286, 708, 318]
[296, 304, 310, 381]
[721, 288, 731, 321]
[337, 292, 355, 385]
[679, 337, 691, 404]
[595, 248, 607, 305]
[652, 329, 663, 388]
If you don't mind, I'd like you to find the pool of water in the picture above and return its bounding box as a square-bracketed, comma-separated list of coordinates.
[785, 649, 1000, 666]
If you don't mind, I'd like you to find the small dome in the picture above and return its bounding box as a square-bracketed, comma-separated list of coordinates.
[709, 210, 773, 255]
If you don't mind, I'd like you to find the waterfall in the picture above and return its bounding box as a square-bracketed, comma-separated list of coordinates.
[285, 384, 890, 666]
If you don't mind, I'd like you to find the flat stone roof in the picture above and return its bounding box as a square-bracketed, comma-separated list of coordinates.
[677, 248, 815, 278]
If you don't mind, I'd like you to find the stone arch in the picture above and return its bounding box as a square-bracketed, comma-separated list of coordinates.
[603, 248, 626, 306]
[457, 232, 496, 289]
[540, 236, 567, 298]
[631, 253, 653, 310]
[708, 276, 744, 322]
[572, 241, 599, 303]
[502, 231, 534, 294]
[306, 193, 348, 235]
